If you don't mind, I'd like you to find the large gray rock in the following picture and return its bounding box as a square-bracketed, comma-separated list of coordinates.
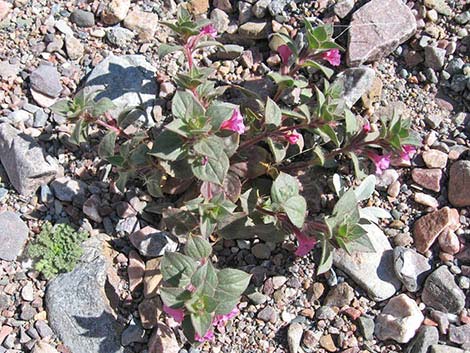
[405, 326, 439, 353]
[0, 211, 28, 261]
[393, 246, 431, 292]
[333, 67, 376, 108]
[84, 55, 157, 127]
[422, 266, 466, 314]
[333, 223, 401, 301]
[0, 123, 60, 196]
[46, 235, 124, 353]
[347, 0, 417, 66]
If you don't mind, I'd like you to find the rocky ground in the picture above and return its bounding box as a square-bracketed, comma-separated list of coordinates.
[0, 0, 469, 353]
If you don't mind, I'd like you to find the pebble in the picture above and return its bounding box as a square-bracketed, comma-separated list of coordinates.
[70, 9, 95, 27]
[251, 243, 271, 259]
[414, 192, 438, 208]
[393, 246, 431, 292]
[319, 334, 336, 352]
[438, 230, 460, 254]
[448, 161, 470, 207]
[30, 64, 62, 98]
[257, 306, 278, 323]
[130, 226, 177, 257]
[64, 35, 84, 60]
[324, 282, 354, 307]
[424, 46, 446, 70]
[422, 149, 448, 169]
[21, 282, 34, 302]
[101, 0, 131, 25]
[411, 168, 442, 192]
[0, 211, 29, 261]
[287, 322, 303, 353]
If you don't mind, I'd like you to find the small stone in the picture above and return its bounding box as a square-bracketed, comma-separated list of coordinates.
[393, 246, 431, 292]
[34, 321, 54, 339]
[388, 180, 400, 197]
[448, 324, 470, 345]
[422, 266, 466, 314]
[413, 207, 459, 253]
[0, 61, 21, 80]
[70, 10, 95, 27]
[214, 0, 233, 12]
[51, 177, 86, 202]
[411, 168, 442, 192]
[252, 0, 271, 18]
[333, 67, 376, 108]
[83, 195, 102, 223]
[123, 10, 159, 42]
[422, 149, 448, 169]
[319, 334, 337, 352]
[448, 161, 470, 207]
[394, 233, 412, 247]
[143, 258, 162, 298]
[0, 0, 11, 21]
[130, 226, 177, 257]
[21, 303, 37, 320]
[315, 306, 336, 321]
[21, 282, 34, 302]
[375, 169, 399, 188]
[324, 282, 354, 307]
[65, 35, 84, 60]
[121, 320, 146, 346]
[30, 64, 62, 98]
[405, 325, 439, 353]
[31, 341, 59, 353]
[424, 0, 452, 16]
[257, 306, 278, 323]
[0, 211, 29, 261]
[148, 324, 179, 353]
[375, 294, 424, 343]
[358, 316, 375, 340]
[247, 290, 267, 305]
[438, 230, 460, 255]
[251, 243, 271, 259]
[424, 46, 446, 70]
[287, 322, 303, 353]
[55, 19, 74, 36]
[106, 27, 135, 47]
[238, 21, 271, 39]
[138, 296, 160, 329]
[414, 192, 438, 208]
[101, 0, 131, 25]
[430, 345, 464, 353]
[159, 82, 176, 99]
[128, 250, 145, 292]
[189, 0, 209, 15]
[271, 275, 287, 289]
[210, 8, 229, 33]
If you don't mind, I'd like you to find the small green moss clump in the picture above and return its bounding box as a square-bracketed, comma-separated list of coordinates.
[28, 222, 89, 279]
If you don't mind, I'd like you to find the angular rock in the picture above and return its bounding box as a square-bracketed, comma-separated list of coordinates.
[333, 67, 376, 108]
[82, 195, 102, 223]
[130, 226, 177, 257]
[238, 21, 271, 39]
[123, 10, 159, 41]
[393, 246, 431, 292]
[411, 168, 442, 192]
[449, 324, 470, 345]
[358, 316, 375, 340]
[347, 0, 417, 66]
[189, 0, 209, 15]
[51, 177, 86, 202]
[138, 296, 160, 329]
[324, 282, 354, 307]
[0, 0, 10, 21]
[128, 250, 145, 292]
[422, 265, 466, 314]
[64, 35, 84, 60]
[414, 192, 438, 208]
[252, 0, 271, 18]
[424, 46, 446, 70]
[101, 0, 131, 25]
[46, 235, 123, 353]
[374, 294, 424, 343]
[430, 345, 464, 353]
[405, 326, 439, 353]
[413, 207, 459, 253]
[438, 229, 460, 255]
[30, 64, 62, 98]
[0, 123, 60, 196]
[422, 149, 448, 169]
[31, 341, 59, 353]
[84, 55, 157, 127]
[121, 320, 145, 346]
[257, 306, 278, 323]
[424, 0, 452, 16]
[333, 223, 401, 301]
[148, 324, 179, 353]
[0, 61, 21, 80]
[70, 10, 95, 27]
[0, 211, 28, 261]
[106, 27, 135, 47]
[210, 8, 230, 33]
[287, 322, 303, 353]
[448, 160, 470, 207]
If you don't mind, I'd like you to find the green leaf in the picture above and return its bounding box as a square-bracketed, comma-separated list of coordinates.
[221, 133, 239, 158]
[185, 236, 212, 260]
[98, 131, 116, 159]
[161, 253, 198, 287]
[344, 110, 358, 135]
[160, 287, 191, 308]
[354, 175, 376, 202]
[191, 312, 212, 336]
[70, 120, 87, 145]
[50, 99, 72, 116]
[360, 207, 391, 223]
[172, 90, 205, 120]
[206, 101, 236, 129]
[316, 125, 340, 147]
[333, 189, 360, 221]
[304, 20, 320, 50]
[271, 172, 300, 204]
[303, 60, 334, 79]
[348, 152, 367, 180]
[267, 137, 287, 163]
[283, 195, 306, 228]
[192, 139, 229, 185]
[145, 172, 163, 198]
[116, 170, 130, 191]
[214, 297, 240, 315]
[91, 97, 115, 116]
[317, 239, 333, 275]
[193, 136, 225, 160]
[265, 97, 282, 127]
[191, 262, 218, 297]
[158, 43, 184, 59]
[215, 268, 251, 300]
[150, 130, 185, 161]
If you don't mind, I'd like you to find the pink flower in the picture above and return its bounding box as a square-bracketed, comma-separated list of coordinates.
[400, 145, 416, 162]
[201, 156, 208, 166]
[294, 228, 317, 257]
[220, 108, 245, 134]
[195, 329, 215, 343]
[367, 152, 391, 175]
[213, 308, 239, 330]
[362, 121, 371, 133]
[283, 130, 301, 145]
[163, 305, 184, 323]
[186, 283, 197, 293]
[200, 24, 217, 38]
[321, 49, 341, 66]
[277, 45, 292, 65]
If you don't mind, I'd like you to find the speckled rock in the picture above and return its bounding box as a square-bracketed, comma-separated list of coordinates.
[448, 160, 470, 207]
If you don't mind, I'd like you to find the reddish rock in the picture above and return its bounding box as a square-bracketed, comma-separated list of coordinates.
[347, 0, 417, 66]
[0, 0, 11, 21]
[413, 207, 460, 253]
[189, 0, 209, 15]
[0, 325, 12, 345]
[412, 168, 442, 192]
[448, 160, 470, 207]
[82, 195, 102, 223]
[128, 250, 145, 292]
[422, 149, 448, 169]
[438, 230, 460, 255]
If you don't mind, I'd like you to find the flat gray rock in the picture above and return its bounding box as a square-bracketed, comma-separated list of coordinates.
[30, 64, 62, 98]
[333, 223, 401, 301]
[46, 235, 124, 353]
[393, 246, 431, 292]
[347, 0, 417, 66]
[0, 123, 60, 196]
[84, 55, 157, 127]
[0, 211, 28, 261]
[333, 67, 376, 108]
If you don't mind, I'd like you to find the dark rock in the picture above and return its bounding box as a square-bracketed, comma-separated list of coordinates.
[70, 10, 95, 27]
[324, 282, 354, 307]
[405, 326, 439, 353]
[448, 160, 470, 207]
[393, 247, 431, 292]
[257, 306, 278, 323]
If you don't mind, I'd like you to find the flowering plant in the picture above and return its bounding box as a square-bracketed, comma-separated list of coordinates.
[51, 4, 420, 345]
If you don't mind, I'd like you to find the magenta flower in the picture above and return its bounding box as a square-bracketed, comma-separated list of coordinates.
[367, 151, 391, 175]
[277, 44, 292, 65]
[283, 130, 301, 145]
[321, 49, 341, 66]
[201, 156, 209, 166]
[186, 283, 197, 293]
[163, 305, 184, 323]
[195, 329, 215, 343]
[200, 24, 217, 38]
[293, 228, 317, 257]
[400, 145, 416, 162]
[220, 108, 245, 134]
[362, 121, 371, 133]
[213, 308, 239, 330]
